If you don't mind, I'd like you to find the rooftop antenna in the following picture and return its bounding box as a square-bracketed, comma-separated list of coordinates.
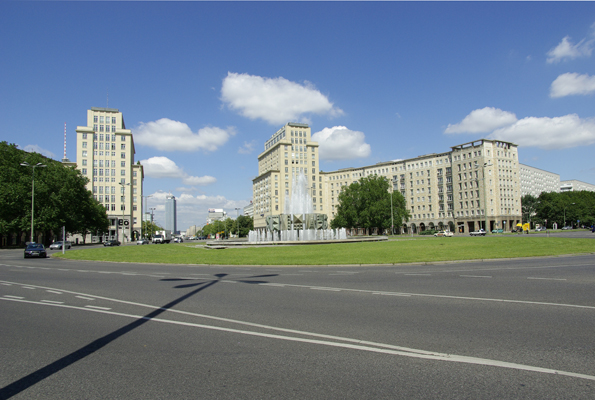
[61, 122, 70, 163]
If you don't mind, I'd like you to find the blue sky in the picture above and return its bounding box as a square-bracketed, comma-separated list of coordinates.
[2, 2, 594, 231]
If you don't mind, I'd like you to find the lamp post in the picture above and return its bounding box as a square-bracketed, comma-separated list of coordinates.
[20, 162, 46, 243]
[149, 207, 156, 238]
[235, 207, 241, 238]
[142, 195, 152, 238]
[119, 182, 130, 243]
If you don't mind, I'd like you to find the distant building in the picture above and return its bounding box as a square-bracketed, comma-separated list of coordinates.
[206, 208, 227, 224]
[185, 225, 199, 237]
[519, 164, 560, 197]
[165, 194, 177, 233]
[560, 180, 595, 193]
[243, 201, 253, 218]
[74, 107, 143, 243]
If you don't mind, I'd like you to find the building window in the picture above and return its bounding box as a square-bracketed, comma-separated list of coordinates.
[121, 144, 126, 150]
[82, 150, 87, 157]
[121, 170, 125, 176]
[121, 135, 125, 141]
[121, 161, 125, 167]
[121, 153, 125, 159]
[82, 168, 87, 175]
[94, 116, 98, 123]
[112, 117, 116, 124]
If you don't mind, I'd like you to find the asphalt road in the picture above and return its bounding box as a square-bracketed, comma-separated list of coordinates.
[1, 248, 594, 399]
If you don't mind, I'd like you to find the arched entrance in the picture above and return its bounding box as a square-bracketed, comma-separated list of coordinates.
[448, 221, 455, 232]
[419, 222, 426, 232]
[410, 223, 417, 234]
[428, 222, 435, 231]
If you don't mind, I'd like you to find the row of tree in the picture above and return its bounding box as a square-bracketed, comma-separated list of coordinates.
[201, 215, 253, 238]
[0, 142, 110, 245]
[522, 191, 595, 228]
[330, 175, 410, 233]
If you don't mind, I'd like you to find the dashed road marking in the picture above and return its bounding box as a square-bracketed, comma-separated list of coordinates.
[460, 275, 492, 278]
[4, 295, 24, 299]
[528, 277, 567, 281]
[41, 300, 64, 304]
[76, 296, 95, 301]
[46, 290, 63, 294]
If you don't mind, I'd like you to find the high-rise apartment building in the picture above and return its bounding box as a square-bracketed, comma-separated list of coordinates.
[75, 107, 143, 243]
[519, 164, 560, 197]
[165, 194, 177, 234]
[252, 123, 320, 229]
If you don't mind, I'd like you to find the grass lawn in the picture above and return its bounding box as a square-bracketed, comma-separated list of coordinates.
[55, 236, 595, 265]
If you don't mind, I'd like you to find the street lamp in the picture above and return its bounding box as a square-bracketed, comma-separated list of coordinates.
[119, 181, 130, 243]
[20, 162, 46, 243]
[149, 207, 156, 238]
[235, 207, 241, 238]
[142, 195, 153, 238]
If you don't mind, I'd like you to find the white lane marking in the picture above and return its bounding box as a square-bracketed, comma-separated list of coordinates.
[41, 300, 63, 304]
[404, 273, 431, 276]
[76, 296, 95, 301]
[258, 283, 285, 287]
[47, 290, 63, 294]
[84, 305, 111, 310]
[221, 280, 237, 284]
[4, 295, 24, 299]
[22, 286, 36, 290]
[527, 277, 567, 281]
[1, 283, 12, 286]
[2, 296, 594, 382]
[252, 281, 595, 310]
[310, 287, 341, 291]
[460, 275, 492, 278]
[395, 262, 595, 275]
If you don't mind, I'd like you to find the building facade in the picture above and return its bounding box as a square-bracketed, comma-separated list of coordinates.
[165, 194, 177, 234]
[75, 107, 143, 243]
[519, 164, 560, 197]
[318, 139, 522, 234]
[206, 208, 227, 225]
[252, 122, 320, 229]
[560, 180, 595, 193]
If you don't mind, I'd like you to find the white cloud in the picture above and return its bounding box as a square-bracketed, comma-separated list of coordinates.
[546, 23, 595, 63]
[311, 126, 371, 161]
[140, 156, 216, 186]
[488, 114, 595, 150]
[550, 72, 595, 98]
[22, 144, 56, 159]
[444, 107, 518, 134]
[238, 140, 256, 154]
[133, 118, 235, 152]
[221, 72, 344, 125]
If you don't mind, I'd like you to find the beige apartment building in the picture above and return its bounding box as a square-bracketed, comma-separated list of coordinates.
[74, 107, 143, 243]
[320, 139, 522, 234]
[253, 124, 522, 234]
[253, 123, 320, 229]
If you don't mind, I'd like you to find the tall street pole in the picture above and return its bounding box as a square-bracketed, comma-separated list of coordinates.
[20, 162, 46, 243]
[119, 181, 130, 243]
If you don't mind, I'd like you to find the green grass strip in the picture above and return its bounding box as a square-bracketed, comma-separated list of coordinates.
[54, 237, 595, 266]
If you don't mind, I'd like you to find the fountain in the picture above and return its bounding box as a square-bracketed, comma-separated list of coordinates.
[248, 172, 348, 243]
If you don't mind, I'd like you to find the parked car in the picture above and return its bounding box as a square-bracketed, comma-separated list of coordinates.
[491, 229, 504, 234]
[561, 226, 573, 230]
[136, 239, 150, 245]
[434, 230, 453, 237]
[173, 237, 184, 243]
[470, 229, 487, 236]
[103, 240, 121, 246]
[535, 227, 547, 232]
[49, 241, 72, 250]
[24, 243, 47, 258]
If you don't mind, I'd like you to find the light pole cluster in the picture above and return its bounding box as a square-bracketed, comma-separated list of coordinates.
[119, 181, 130, 243]
[20, 162, 46, 243]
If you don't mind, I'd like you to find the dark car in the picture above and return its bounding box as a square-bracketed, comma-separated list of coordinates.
[24, 243, 47, 258]
[103, 240, 121, 246]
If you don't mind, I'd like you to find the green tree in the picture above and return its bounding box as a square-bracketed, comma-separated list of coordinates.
[521, 194, 539, 226]
[536, 191, 595, 228]
[142, 220, 163, 238]
[236, 215, 253, 237]
[331, 175, 410, 234]
[0, 142, 109, 243]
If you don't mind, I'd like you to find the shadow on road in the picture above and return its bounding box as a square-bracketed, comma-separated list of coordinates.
[0, 272, 278, 399]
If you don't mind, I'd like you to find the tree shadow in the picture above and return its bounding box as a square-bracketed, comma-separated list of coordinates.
[0, 272, 278, 399]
